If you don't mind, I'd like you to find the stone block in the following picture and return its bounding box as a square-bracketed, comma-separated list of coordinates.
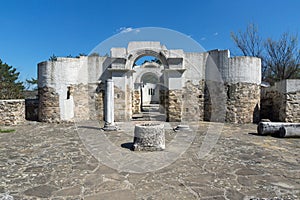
[133, 123, 165, 151]
[0, 99, 25, 125]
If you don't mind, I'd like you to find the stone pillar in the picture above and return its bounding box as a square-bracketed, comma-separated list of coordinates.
[103, 79, 117, 131]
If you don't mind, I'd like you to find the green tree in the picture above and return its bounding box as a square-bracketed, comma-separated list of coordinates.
[49, 54, 57, 61]
[0, 59, 24, 99]
[25, 77, 38, 90]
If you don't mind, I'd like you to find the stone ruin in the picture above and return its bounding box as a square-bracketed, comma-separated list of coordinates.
[2, 41, 299, 126]
[37, 41, 264, 124]
[261, 79, 300, 122]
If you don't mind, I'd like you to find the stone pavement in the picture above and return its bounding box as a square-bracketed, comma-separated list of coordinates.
[0, 121, 299, 199]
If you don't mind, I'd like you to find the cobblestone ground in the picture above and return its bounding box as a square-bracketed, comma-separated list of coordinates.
[0, 121, 299, 200]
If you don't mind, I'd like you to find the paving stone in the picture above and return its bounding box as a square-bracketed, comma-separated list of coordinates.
[85, 189, 135, 200]
[0, 122, 299, 199]
[23, 185, 58, 198]
[53, 185, 82, 197]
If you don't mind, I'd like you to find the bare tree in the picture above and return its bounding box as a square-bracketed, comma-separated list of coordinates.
[231, 23, 264, 58]
[231, 23, 300, 83]
[265, 33, 300, 82]
[231, 23, 268, 80]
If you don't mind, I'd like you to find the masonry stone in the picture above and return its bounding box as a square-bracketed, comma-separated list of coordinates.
[133, 123, 165, 151]
[36, 41, 267, 124]
[261, 79, 300, 123]
[0, 99, 25, 125]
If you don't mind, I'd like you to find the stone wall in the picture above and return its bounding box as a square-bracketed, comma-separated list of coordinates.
[94, 83, 105, 121]
[126, 84, 132, 120]
[159, 89, 167, 114]
[226, 83, 260, 123]
[166, 90, 182, 122]
[0, 99, 25, 125]
[39, 87, 60, 123]
[132, 90, 141, 114]
[38, 83, 105, 123]
[114, 86, 128, 121]
[204, 82, 260, 123]
[261, 80, 300, 123]
[182, 80, 205, 122]
[204, 81, 227, 122]
[284, 91, 300, 122]
[72, 84, 90, 121]
[37, 43, 263, 124]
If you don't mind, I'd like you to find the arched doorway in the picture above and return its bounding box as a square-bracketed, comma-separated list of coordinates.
[132, 56, 166, 121]
[141, 72, 159, 107]
[109, 42, 185, 122]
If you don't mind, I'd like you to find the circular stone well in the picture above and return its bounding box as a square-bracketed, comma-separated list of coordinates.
[133, 123, 165, 151]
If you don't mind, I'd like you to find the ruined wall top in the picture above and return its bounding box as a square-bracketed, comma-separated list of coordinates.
[267, 79, 300, 93]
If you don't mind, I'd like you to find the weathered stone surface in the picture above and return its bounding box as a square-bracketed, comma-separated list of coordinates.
[257, 121, 300, 135]
[204, 82, 260, 123]
[261, 80, 300, 123]
[174, 124, 190, 131]
[94, 82, 105, 121]
[0, 122, 299, 199]
[226, 82, 260, 123]
[279, 126, 300, 138]
[284, 91, 300, 122]
[85, 189, 135, 200]
[38, 87, 60, 122]
[204, 81, 227, 122]
[133, 123, 165, 151]
[0, 99, 25, 125]
[132, 90, 141, 114]
[167, 90, 182, 122]
[72, 84, 90, 121]
[114, 85, 130, 121]
[182, 80, 205, 122]
[53, 185, 82, 196]
[23, 185, 58, 198]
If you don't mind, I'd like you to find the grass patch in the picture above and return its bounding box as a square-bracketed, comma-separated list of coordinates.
[0, 128, 15, 133]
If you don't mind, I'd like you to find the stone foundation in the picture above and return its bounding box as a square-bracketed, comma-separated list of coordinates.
[0, 99, 25, 125]
[38, 87, 60, 123]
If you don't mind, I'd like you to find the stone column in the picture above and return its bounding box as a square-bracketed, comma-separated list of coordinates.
[103, 79, 117, 131]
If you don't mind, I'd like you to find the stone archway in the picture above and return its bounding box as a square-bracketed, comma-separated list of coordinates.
[110, 41, 185, 122]
[132, 64, 163, 116]
[141, 72, 159, 105]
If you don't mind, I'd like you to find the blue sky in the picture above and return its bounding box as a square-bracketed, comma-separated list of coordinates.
[0, 0, 299, 82]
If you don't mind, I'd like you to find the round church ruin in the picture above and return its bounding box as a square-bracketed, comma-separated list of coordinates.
[37, 41, 261, 124]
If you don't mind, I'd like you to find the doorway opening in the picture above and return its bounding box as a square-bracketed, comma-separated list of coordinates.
[132, 55, 165, 121]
